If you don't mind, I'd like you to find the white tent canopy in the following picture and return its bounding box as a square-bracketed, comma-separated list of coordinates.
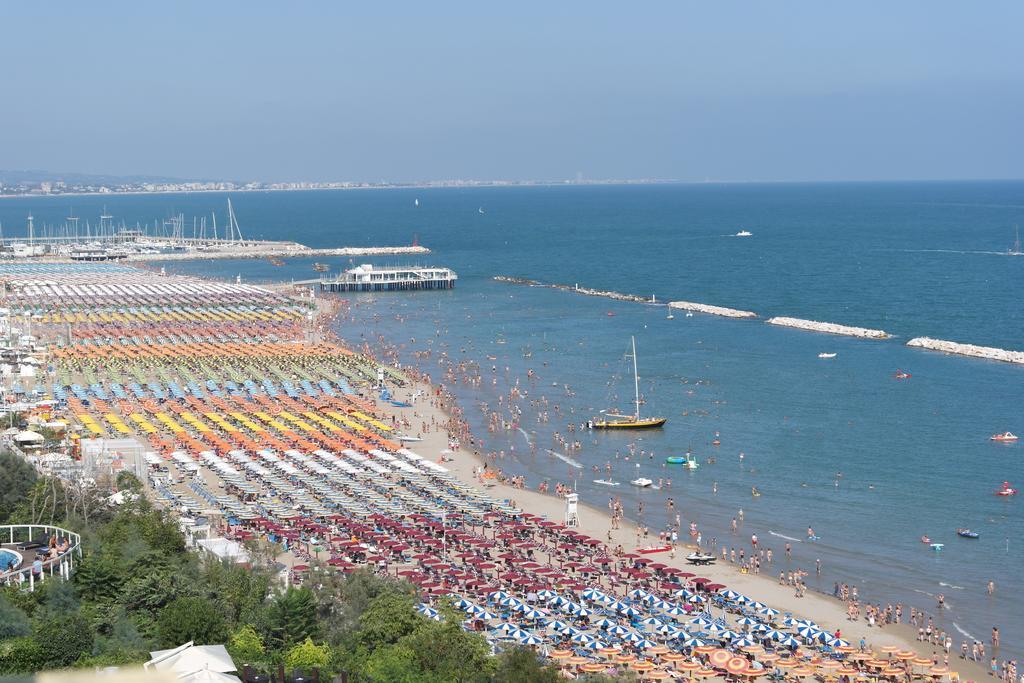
[147, 642, 236, 675]
[196, 538, 250, 565]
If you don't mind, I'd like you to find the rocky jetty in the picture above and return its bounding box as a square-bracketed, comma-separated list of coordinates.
[766, 317, 889, 339]
[906, 337, 1024, 365]
[667, 301, 757, 318]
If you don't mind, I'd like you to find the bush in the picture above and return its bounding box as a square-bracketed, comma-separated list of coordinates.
[227, 624, 266, 667]
[33, 613, 93, 668]
[0, 598, 31, 641]
[157, 596, 227, 648]
[283, 637, 331, 672]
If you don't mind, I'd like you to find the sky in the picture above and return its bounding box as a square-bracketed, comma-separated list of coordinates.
[2, 2, 1022, 183]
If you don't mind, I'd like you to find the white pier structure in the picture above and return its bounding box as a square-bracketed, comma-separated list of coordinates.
[318, 264, 457, 293]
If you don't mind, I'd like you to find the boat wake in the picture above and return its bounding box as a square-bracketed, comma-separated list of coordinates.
[768, 530, 802, 543]
[938, 582, 964, 590]
[546, 449, 583, 469]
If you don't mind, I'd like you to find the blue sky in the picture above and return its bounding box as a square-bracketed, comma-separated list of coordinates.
[2, 2, 1022, 182]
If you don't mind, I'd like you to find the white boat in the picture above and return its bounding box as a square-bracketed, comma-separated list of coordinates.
[818, 352, 837, 359]
[593, 479, 620, 487]
[685, 312, 693, 317]
[631, 477, 653, 488]
[1008, 225, 1022, 256]
[666, 313, 675, 320]
[736, 230, 753, 237]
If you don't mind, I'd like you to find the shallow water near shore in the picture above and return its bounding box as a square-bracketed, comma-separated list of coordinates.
[6, 180, 1022, 659]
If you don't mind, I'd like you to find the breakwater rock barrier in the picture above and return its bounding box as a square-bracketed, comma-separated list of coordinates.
[906, 337, 1024, 365]
[667, 301, 757, 318]
[766, 317, 889, 339]
[493, 276, 657, 304]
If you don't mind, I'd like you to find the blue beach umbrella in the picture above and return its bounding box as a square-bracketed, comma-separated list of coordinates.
[779, 635, 801, 648]
[683, 636, 708, 648]
[593, 617, 618, 629]
[640, 616, 665, 628]
[796, 625, 821, 639]
[607, 624, 631, 637]
[733, 636, 759, 647]
[416, 603, 438, 617]
[518, 632, 545, 645]
[545, 619, 571, 632]
[474, 609, 499, 620]
[571, 632, 596, 644]
[522, 609, 547, 620]
[829, 637, 851, 648]
[762, 629, 786, 641]
[758, 606, 781, 618]
[689, 616, 714, 629]
[628, 588, 650, 599]
[720, 589, 743, 601]
[736, 616, 761, 626]
[538, 589, 559, 601]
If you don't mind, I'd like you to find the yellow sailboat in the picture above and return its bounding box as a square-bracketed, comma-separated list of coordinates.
[589, 336, 667, 430]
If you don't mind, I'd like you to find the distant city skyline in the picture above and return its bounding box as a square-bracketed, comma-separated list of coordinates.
[2, 2, 1022, 183]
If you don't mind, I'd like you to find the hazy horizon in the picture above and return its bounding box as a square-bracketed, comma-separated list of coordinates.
[3, 2, 1022, 183]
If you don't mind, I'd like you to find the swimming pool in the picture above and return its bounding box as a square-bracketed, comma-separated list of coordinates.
[0, 549, 23, 572]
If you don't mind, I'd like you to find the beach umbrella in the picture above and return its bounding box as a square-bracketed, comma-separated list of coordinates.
[548, 595, 570, 606]
[736, 616, 761, 626]
[548, 649, 573, 660]
[615, 653, 638, 665]
[571, 632, 596, 643]
[580, 662, 608, 674]
[689, 616, 713, 628]
[634, 639, 658, 649]
[640, 616, 665, 628]
[778, 635, 801, 648]
[622, 631, 645, 643]
[492, 622, 519, 633]
[522, 609, 547, 619]
[538, 589, 559, 600]
[709, 649, 733, 668]
[472, 609, 499, 620]
[629, 588, 650, 599]
[747, 601, 767, 611]
[757, 606, 781, 618]
[683, 636, 708, 648]
[454, 598, 475, 609]
[726, 657, 751, 675]
[569, 604, 595, 616]
[594, 617, 618, 629]
[705, 622, 728, 634]
[545, 619, 571, 632]
[733, 636, 759, 647]
[829, 638, 850, 648]
[663, 604, 687, 617]
[580, 639, 608, 650]
[720, 589, 743, 601]
[762, 629, 786, 641]
[619, 605, 641, 617]
[518, 632, 544, 645]
[489, 590, 510, 601]
[781, 616, 800, 627]
[796, 626, 821, 639]
[656, 624, 679, 635]
[416, 603, 438, 617]
[750, 623, 771, 634]
[717, 629, 740, 641]
[500, 596, 523, 607]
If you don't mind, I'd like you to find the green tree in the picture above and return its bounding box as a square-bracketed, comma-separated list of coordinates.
[312, 567, 415, 645]
[492, 646, 561, 683]
[398, 620, 492, 683]
[227, 624, 266, 667]
[354, 591, 420, 652]
[115, 471, 143, 493]
[0, 450, 37, 523]
[200, 558, 272, 628]
[0, 596, 31, 640]
[33, 612, 93, 668]
[157, 596, 227, 648]
[264, 588, 318, 649]
[283, 637, 331, 672]
[0, 637, 46, 675]
[361, 644, 428, 683]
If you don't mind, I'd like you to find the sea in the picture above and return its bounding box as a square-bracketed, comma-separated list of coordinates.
[2, 181, 1022, 659]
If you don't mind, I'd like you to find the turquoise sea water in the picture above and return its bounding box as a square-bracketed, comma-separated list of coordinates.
[3, 181, 1022, 658]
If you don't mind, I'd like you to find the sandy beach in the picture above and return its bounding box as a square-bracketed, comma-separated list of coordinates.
[368, 372, 997, 682]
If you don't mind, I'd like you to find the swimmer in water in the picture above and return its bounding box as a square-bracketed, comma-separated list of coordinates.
[807, 526, 815, 539]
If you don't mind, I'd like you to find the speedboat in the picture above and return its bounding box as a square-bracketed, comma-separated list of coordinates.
[990, 431, 1019, 442]
[593, 479, 620, 487]
[894, 370, 912, 379]
[818, 353, 837, 359]
[631, 478, 653, 488]
[956, 529, 979, 539]
[735, 230, 753, 237]
[995, 481, 1018, 496]
[686, 552, 717, 565]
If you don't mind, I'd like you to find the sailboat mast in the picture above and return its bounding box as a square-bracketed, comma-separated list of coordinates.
[632, 336, 641, 419]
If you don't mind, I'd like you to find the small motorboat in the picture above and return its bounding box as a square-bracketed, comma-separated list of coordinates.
[894, 370, 912, 379]
[956, 529, 979, 539]
[995, 481, 1018, 496]
[930, 543, 944, 551]
[818, 353, 837, 359]
[990, 431, 1019, 442]
[631, 477, 653, 488]
[735, 230, 753, 237]
[593, 479, 620, 487]
[666, 313, 675, 320]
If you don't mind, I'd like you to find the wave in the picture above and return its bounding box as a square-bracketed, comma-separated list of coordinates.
[938, 582, 964, 590]
[951, 622, 976, 641]
[768, 530, 802, 543]
[545, 449, 583, 469]
[517, 427, 532, 445]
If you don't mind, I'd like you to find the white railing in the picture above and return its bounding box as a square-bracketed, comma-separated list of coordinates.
[0, 524, 82, 592]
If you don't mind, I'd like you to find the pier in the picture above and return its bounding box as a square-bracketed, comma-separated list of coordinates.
[766, 317, 890, 339]
[315, 264, 457, 292]
[906, 337, 1024, 365]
